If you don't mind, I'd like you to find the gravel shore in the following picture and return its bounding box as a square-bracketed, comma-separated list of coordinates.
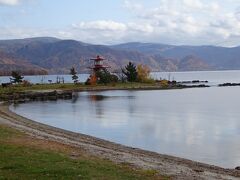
[0, 103, 239, 180]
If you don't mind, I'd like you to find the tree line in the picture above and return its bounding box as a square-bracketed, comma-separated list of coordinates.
[70, 61, 153, 85]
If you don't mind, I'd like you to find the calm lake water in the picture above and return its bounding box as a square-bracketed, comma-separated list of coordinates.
[0, 74, 89, 84]
[9, 70, 240, 168]
[2, 70, 240, 85]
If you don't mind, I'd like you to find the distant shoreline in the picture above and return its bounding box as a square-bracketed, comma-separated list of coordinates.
[0, 103, 239, 179]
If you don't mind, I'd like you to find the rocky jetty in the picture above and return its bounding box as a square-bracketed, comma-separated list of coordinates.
[0, 90, 73, 103]
[177, 84, 210, 88]
[178, 80, 208, 84]
[219, 83, 240, 87]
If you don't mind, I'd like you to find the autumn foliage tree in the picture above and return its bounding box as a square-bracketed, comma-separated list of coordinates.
[89, 73, 97, 85]
[136, 64, 151, 82]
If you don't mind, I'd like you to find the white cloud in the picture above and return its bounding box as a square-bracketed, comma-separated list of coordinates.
[235, 5, 240, 18]
[73, 20, 127, 31]
[183, 0, 203, 9]
[0, 0, 20, 5]
[124, 0, 143, 12]
[115, 0, 240, 46]
[1, 0, 240, 46]
[127, 22, 154, 33]
[69, 20, 155, 44]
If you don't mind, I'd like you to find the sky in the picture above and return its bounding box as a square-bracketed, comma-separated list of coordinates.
[1, 0, 240, 46]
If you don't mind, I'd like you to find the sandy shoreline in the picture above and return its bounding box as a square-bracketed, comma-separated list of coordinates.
[0, 103, 239, 179]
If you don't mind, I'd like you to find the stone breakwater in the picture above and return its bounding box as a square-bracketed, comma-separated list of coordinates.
[218, 83, 240, 87]
[0, 90, 73, 102]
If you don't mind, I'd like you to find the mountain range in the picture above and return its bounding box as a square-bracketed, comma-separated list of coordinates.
[0, 37, 239, 75]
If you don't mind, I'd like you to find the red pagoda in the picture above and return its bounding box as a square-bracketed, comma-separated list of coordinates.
[89, 55, 109, 72]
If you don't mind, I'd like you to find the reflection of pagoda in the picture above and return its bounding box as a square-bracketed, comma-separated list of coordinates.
[89, 55, 110, 72]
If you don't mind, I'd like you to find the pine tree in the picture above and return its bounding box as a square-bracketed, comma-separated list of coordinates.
[96, 69, 112, 84]
[10, 71, 24, 84]
[70, 67, 78, 84]
[122, 62, 138, 82]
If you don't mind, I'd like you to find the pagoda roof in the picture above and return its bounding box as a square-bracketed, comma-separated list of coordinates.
[90, 55, 105, 60]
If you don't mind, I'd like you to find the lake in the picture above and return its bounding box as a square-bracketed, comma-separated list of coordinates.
[2, 70, 240, 85]
[0, 74, 90, 84]
[9, 70, 240, 168]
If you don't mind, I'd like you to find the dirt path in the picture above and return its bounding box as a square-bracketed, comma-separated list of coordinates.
[0, 103, 239, 180]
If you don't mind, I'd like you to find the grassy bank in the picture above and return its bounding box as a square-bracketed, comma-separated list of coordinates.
[0, 82, 168, 95]
[0, 125, 168, 179]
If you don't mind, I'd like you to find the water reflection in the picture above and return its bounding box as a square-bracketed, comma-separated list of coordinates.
[90, 95, 104, 118]
[71, 92, 79, 104]
[89, 95, 106, 101]
[83, 93, 136, 118]
[87, 94, 135, 102]
[11, 88, 240, 168]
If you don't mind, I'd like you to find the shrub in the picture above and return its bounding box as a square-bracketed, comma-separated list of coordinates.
[159, 79, 169, 87]
[22, 80, 32, 87]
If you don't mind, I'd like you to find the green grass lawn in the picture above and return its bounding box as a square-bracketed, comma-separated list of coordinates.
[0, 125, 168, 179]
[0, 82, 162, 95]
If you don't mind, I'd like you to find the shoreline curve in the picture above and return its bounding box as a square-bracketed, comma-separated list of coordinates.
[0, 103, 239, 179]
